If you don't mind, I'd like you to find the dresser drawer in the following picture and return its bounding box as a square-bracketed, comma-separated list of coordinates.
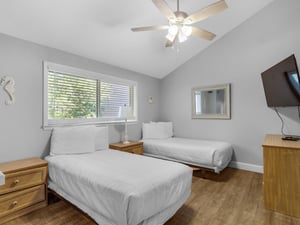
[0, 184, 45, 217]
[0, 167, 47, 195]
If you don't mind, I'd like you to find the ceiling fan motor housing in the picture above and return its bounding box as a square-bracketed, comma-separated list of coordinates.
[172, 11, 188, 24]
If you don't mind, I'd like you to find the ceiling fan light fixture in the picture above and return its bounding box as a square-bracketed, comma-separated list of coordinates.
[168, 25, 178, 35]
[181, 26, 192, 37]
[166, 25, 191, 43]
[178, 30, 188, 43]
[166, 33, 175, 42]
[166, 25, 178, 41]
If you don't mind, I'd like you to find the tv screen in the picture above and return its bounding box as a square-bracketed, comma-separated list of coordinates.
[261, 54, 300, 107]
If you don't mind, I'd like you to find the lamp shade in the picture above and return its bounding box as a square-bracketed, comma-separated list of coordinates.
[118, 105, 127, 119]
[118, 104, 132, 119]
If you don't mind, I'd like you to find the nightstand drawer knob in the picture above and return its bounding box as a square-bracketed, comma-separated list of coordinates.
[14, 179, 20, 185]
[12, 201, 18, 206]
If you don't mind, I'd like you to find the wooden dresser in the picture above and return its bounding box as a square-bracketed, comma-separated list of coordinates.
[0, 158, 48, 224]
[262, 134, 300, 217]
[109, 141, 143, 155]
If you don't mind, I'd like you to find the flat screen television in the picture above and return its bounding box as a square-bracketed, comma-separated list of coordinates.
[261, 54, 300, 107]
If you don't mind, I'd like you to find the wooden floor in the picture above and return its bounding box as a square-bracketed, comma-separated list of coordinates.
[3, 168, 300, 225]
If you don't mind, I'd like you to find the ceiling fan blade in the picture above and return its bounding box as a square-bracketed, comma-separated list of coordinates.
[152, 0, 176, 21]
[191, 27, 216, 41]
[165, 31, 178, 47]
[131, 25, 169, 32]
[184, 0, 228, 25]
[165, 39, 173, 47]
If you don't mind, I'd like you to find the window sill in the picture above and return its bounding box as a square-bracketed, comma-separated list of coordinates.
[42, 120, 138, 130]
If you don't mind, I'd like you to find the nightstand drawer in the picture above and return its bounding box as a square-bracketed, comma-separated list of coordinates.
[109, 141, 144, 155]
[0, 184, 45, 217]
[0, 158, 48, 224]
[126, 147, 143, 155]
[0, 167, 47, 195]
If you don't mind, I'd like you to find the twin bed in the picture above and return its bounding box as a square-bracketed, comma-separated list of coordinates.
[46, 122, 233, 225]
[141, 122, 233, 173]
[46, 125, 192, 225]
[142, 137, 232, 173]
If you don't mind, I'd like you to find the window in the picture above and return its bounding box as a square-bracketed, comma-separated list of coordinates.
[43, 62, 137, 127]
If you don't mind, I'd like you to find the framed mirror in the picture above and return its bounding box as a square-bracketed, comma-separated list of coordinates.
[192, 83, 231, 119]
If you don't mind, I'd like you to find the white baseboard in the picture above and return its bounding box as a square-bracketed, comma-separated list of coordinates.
[229, 161, 263, 173]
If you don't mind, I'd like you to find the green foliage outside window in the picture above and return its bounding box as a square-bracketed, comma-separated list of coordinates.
[48, 72, 97, 119]
[48, 72, 131, 120]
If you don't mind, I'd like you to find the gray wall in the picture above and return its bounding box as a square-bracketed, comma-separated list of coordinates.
[0, 33, 160, 163]
[1, 0, 300, 170]
[159, 0, 300, 168]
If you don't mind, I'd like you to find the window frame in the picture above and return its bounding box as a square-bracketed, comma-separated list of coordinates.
[43, 61, 138, 128]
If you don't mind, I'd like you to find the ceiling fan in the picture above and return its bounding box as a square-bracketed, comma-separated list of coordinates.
[131, 0, 228, 47]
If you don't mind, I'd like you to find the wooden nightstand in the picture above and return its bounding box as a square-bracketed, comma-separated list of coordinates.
[0, 158, 48, 224]
[109, 141, 143, 155]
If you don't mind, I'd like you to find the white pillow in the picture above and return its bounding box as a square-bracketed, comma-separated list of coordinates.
[157, 122, 173, 137]
[95, 126, 109, 150]
[142, 122, 173, 139]
[50, 125, 97, 155]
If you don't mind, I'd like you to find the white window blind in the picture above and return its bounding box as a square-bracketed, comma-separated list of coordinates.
[43, 62, 137, 127]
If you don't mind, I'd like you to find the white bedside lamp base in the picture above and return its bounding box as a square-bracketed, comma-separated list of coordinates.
[123, 120, 130, 144]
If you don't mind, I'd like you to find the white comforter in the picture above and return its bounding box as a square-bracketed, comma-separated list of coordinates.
[142, 138, 233, 173]
[45, 150, 192, 225]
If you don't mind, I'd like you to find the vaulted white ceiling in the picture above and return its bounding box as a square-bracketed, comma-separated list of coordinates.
[0, 0, 274, 78]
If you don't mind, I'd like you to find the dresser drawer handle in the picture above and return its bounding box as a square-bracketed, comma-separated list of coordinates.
[14, 179, 20, 185]
[12, 201, 18, 206]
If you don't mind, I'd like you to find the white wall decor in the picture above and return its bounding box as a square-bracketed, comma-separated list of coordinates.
[192, 83, 231, 119]
[148, 96, 153, 104]
[0, 76, 15, 105]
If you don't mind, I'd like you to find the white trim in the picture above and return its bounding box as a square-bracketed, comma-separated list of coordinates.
[44, 61, 137, 87]
[42, 120, 138, 130]
[43, 62, 49, 127]
[229, 161, 263, 173]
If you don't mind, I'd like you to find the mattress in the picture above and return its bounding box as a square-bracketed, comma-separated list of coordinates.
[45, 150, 192, 225]
[142, 137, 233, 173]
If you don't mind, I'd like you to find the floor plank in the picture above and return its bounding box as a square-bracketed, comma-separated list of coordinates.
[3, 168, 300, 225]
